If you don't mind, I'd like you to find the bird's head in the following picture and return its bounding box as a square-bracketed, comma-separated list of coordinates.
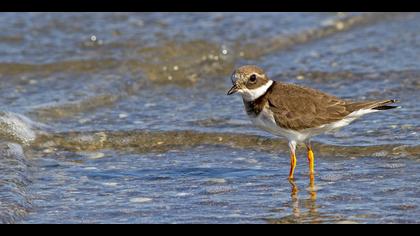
[227, 65, 273, 101]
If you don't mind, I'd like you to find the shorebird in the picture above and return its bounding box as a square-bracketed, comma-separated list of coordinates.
[227, 65, 398, 180]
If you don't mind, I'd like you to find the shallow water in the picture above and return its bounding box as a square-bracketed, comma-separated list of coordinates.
[0, 12, 419, 224]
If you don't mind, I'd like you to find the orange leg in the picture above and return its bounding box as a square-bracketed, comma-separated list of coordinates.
[289, 153, 297, 180]
[288, 141, 297, 180]
[306, 142, 315, 177]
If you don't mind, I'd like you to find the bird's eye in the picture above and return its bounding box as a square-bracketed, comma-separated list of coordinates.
[249, 74, 257, 82]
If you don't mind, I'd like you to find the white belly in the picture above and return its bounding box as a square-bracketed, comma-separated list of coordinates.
[248, 107, 378, 143]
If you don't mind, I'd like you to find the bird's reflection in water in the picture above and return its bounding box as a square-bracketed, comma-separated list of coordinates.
[289, 178, 301, 218]
[289, 175, 317, 218]
[307, 175, 318, 221]
[267, 175, 321, 224]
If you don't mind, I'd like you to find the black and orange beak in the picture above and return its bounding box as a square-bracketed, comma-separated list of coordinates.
[227, 84, 239, 95]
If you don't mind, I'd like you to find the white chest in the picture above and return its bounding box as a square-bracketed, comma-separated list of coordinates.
[248, 107, 307, 142]
[249, 108, 276, 131]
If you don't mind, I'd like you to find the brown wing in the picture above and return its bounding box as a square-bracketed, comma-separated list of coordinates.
[267, 82, 353, 130]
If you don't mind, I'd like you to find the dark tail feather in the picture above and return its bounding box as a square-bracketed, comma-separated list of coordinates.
[347, 99, 400, 112]
[371, 99, 400, 110]
[372, 105, 399, 110]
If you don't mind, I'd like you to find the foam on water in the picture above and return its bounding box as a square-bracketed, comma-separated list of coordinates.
[0, 112, 38, 146]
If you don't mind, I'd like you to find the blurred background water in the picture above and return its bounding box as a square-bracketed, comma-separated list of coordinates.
[0, 12, 419, 223]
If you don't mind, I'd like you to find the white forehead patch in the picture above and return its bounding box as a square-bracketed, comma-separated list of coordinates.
[238, 80, 273, 102]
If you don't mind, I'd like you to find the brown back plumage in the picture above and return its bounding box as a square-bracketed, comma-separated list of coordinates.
[246, 81, 398, 131]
